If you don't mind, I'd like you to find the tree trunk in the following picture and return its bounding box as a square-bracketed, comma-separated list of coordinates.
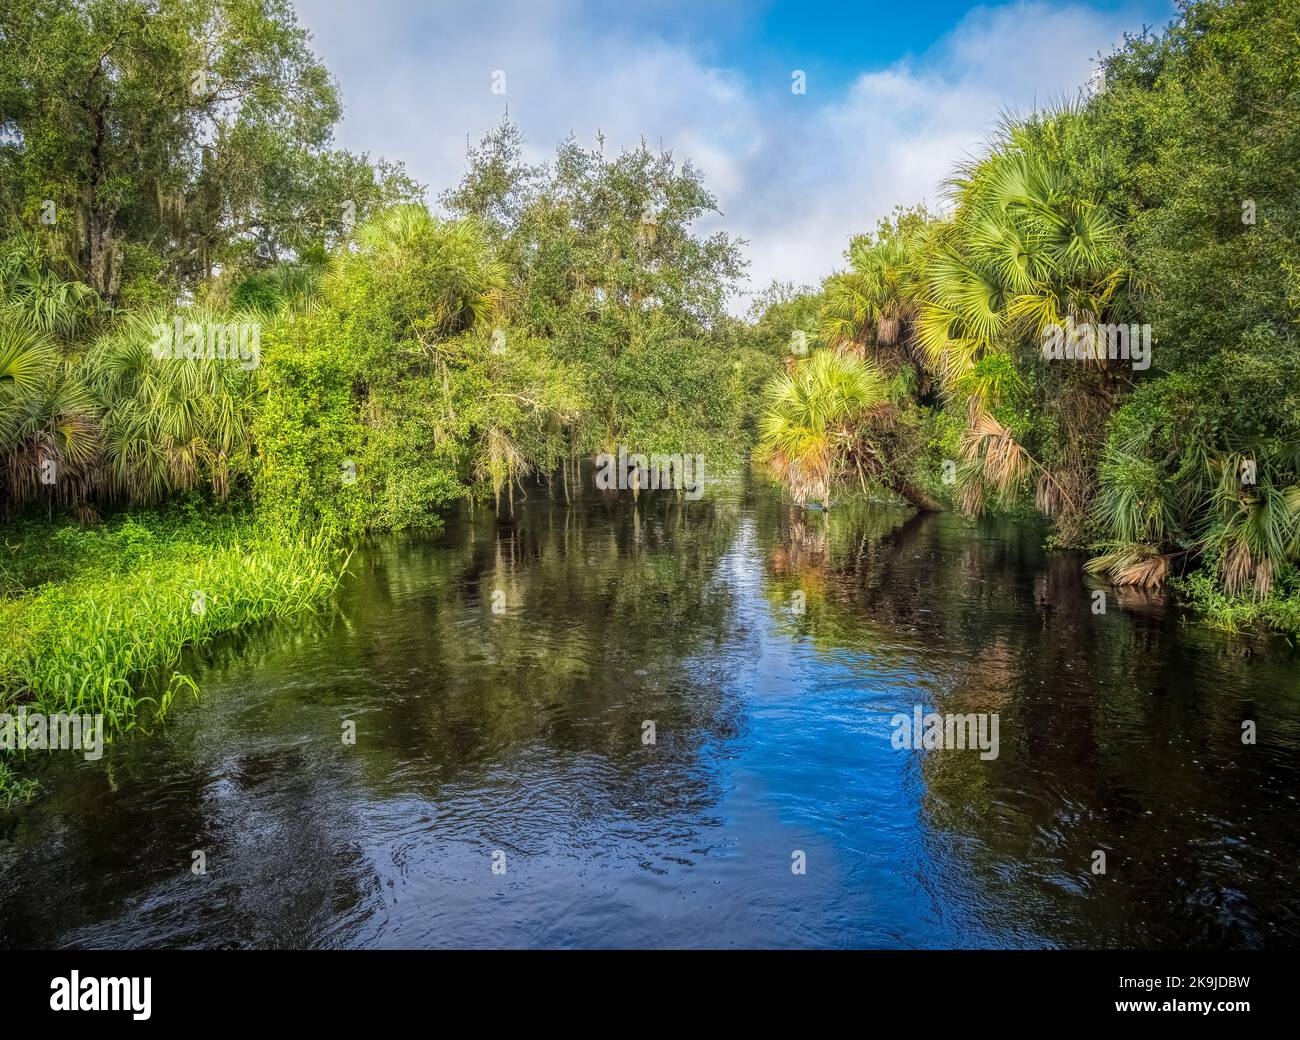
[888, 477, 944, 512]
[85, 210, 121, 299]
[82, 99, 119, 298]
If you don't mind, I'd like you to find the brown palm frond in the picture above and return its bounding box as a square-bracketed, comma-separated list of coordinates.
[957, 478, 985, 515]
[960, 402, 1030, 497]
[1116, 554, 1171, 588]
[876, 314, 900, 348]
[1221, 542, 1273, 600]
[1084, 545, 1172, 589]
[1035, 471, 1066, 517]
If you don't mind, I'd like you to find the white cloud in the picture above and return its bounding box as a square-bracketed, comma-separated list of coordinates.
[293, 0, 1151, 313]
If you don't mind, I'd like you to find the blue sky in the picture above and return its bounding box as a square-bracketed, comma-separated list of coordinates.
[591, 0, 1170, 91]
[292, 0, 1177, 310]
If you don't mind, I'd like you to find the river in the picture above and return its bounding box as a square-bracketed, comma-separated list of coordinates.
[2, 470, 1298, 948]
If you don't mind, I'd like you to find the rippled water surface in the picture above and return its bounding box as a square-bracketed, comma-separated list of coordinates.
[3, 471, 1299, 948]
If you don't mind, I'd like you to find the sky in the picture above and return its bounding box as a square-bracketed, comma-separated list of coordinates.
[291, 0, 1177, 312]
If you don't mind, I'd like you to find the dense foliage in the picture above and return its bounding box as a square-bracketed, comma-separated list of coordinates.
[0, 2, 783, 799]
[2, 0, 1296, 801]
[754, 0, 1300, 633]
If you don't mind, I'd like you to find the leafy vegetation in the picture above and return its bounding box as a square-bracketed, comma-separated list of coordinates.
[0, 506, 345, 802]
[754, 0, 1300, 636]
[2, 0, 1296, 801]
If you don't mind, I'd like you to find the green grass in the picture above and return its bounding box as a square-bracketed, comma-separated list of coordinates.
[0, 757, 38, 807]
[1173, 569, 1300, 640]
[0, 504, 349, 803]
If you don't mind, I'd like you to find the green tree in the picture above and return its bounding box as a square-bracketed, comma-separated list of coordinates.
[0, 0, 419, 298]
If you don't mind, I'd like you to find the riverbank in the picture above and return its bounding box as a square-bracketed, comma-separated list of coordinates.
[0, 504, 349, 803]
[1173, 570, 1300, 639]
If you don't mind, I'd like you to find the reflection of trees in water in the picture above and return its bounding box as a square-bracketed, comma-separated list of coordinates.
[0, 489, 754, 948]
[0, 656, 381, 948]
[758, 486, 1300, 947]
[6, 476, 1299, 948]
[322, 488, 751, 826]
[929, 545, 1300, 947]
[760, 496, 917, 650]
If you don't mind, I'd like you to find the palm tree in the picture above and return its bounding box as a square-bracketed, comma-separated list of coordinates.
[0, 233, 99, 340]
[232, 262, 322, 317]
[913, 120, 1127, 522]
[84, 307, 261, 503]
[917, 130, 1125, 386]
[759, 348, 930, 506]
[339, 204, 508, 340]
[1201, 445, 1300, 599]
[820, 234, 920, 360]
[1088, 431, 1300, 597]
[0, 236, 107, 513]
[0, 321, 58, 445]
[1, 320, 100, 512]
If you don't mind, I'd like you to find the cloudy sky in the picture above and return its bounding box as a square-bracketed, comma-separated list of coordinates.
[292, 0, 1175, 311]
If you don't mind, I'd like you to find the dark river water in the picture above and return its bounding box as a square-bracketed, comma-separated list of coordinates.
[3, 470, 1299, 948]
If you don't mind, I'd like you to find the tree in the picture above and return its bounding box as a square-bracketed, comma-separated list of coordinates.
[0, 0, 419, 298]
[444, 122, 754, 461]
[912, 117, 1130, 536]
[757, 348, 939, 511]
[820, 204, 933, 363]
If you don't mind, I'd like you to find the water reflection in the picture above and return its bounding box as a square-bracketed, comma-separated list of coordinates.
[2, 470, 1298, 948]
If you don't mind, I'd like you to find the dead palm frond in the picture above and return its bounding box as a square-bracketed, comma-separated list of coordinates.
[1085, 544, 1173, 588]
